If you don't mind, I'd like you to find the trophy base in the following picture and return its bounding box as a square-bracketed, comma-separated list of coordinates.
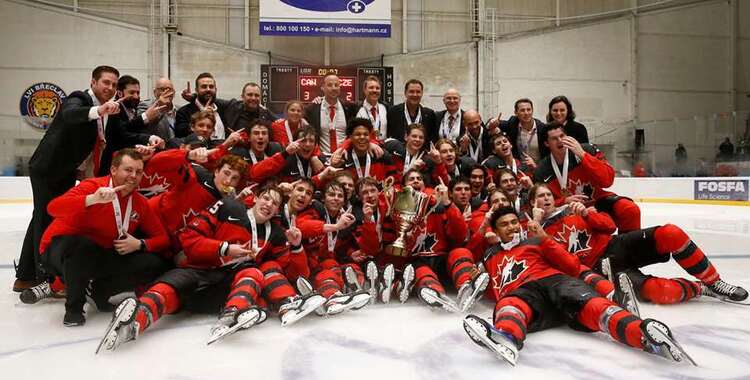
[384, 244, 409, 257]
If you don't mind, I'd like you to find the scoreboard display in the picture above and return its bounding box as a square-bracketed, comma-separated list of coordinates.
[260, 65, 394, 116]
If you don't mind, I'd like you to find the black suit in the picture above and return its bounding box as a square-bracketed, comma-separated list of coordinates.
[174, 100, 229, 138]
[96, 107, 152, 176]
[303, 100, 358, 151]
[18, 91, 102, 281]
[222, 99, 276, 133]
[500, 116, 548, 159]
[561, 120, 589, 145]
[434, 109, 464, 143]
[386, 103, 437, 143]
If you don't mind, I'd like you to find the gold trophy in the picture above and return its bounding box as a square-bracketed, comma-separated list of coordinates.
[384, 186, 432, 257]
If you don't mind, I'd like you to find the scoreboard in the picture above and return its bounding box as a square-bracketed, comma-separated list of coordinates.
[260, 65, 394, 116]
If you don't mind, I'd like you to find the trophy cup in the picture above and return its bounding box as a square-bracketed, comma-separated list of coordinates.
[384, 186, 432, 257]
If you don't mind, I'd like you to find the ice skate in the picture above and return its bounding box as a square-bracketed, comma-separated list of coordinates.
[95, 298, 140, 354]
[463, 314, 520, 366]
[280, 282, 326, 326]
[600, 257, 613, 281]
[296, 276, 327, 316]
[418, 287, 460, 313]
[344, 266, 363, 292]
[380, 264, 395, 304]
[206, 306, 263, 345]
[324, 290, 371, 315]
[365, 261, 379, 304]
[397, 264, 415, 303]
[641, 318, 697, 366]
[20, 281, 54, 305]
[457, 272, 490, 312]
[614, 272, 641, 318]
[701, 280, 749, 305]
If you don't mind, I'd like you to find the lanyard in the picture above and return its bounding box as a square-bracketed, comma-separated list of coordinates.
[247, 210, 271, 253]
[403, 150, 424, 173]
[404, 105, 421, 125]
[462, 204, 472, 221]
[374, 208, 383, 242]
[353, 152, 371, 179]
[324, 211, 338, 253]
[284, 120, 294, 144]
[109, 179, 132, 238]
[249, 150, 262, 165]
[284, 203, 295, 228]
[509, 158, 518, 176]
[468, 128, 483, 161]
[295, 155, 312, 178]
[551, 149, 571, 196]
[362, 104, 383, 138]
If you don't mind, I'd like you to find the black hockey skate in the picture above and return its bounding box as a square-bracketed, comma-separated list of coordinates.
[614, 272, 641, 318]
[463, 314, 520, 366]
[457, 272, 490, 312]
[701, 280, 750, 305]
[20, 281, 55, 305]
[418, 287, 460, 313]
[96, 297, 140, 354]
[641, 318, 697, 366]
[279, 281, 326, 326]
[206, 306, 264, 345]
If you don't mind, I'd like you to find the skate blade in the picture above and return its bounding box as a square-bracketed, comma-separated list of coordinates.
[399, 266, 415, 304]
[617, 273, 641, 318]
[95, 298, 137, 354]
[421, 289, 460, 313]
[326, 293, 371, 315]
[281, 294, 326, 327]
[645, 321, 698, 366]
[381, 266, 395, 304]
[601, 258, 613, 281]
[462, 316, 518, 366]
[344, 267, 363, 292]
[461, 273, 490, 312]
[206, 310, 260, 346]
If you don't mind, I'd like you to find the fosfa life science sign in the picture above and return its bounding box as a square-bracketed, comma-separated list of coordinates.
[259, 0, 391, 38]
[694, 179, 749, 201]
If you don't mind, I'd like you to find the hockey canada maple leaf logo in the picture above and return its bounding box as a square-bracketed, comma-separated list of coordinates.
[181, 208, 199, 230]
[492, 256, 527, 293]
[555, 224, 591, 254]
[140, 172, 171, 197]
[569, 179, 595, 199]
[413, 233, 438, 253]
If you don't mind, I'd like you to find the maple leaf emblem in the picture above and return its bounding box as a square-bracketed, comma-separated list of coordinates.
[413, 233, 438, 253]
[492, 256, 527, 293]
[554, 223, 591, 254]
[140, 172, 171, 197]
[569, 179, 595, 198]
[181, 208, 199, 230]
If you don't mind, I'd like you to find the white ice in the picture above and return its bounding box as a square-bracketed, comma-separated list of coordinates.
[1, 201, 749, 380]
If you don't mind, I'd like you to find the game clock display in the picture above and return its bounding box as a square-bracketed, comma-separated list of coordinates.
[260, 65, 393, 116]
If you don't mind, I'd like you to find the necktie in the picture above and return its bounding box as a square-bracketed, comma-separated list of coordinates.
[370, 106, 377, 119]
[449, 114, 455, 128]
[328, 105, 338, 152]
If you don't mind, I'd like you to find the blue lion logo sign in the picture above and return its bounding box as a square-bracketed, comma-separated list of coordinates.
[19, 82, 67, 131]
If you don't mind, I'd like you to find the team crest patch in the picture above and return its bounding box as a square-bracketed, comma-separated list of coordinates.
[19, 82, 67, 131]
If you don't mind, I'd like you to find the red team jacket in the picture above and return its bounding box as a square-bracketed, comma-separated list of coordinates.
[177, 199, 296, 269]
[533, 145, 616, 206]
[296, 201, 360, 269]
[484, 236, 582, 302]
[40, 176, 170, 255]
[541, 208, 617, 268]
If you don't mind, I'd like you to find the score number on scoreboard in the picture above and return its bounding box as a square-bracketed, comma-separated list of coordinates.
[260, 65, 394, 116]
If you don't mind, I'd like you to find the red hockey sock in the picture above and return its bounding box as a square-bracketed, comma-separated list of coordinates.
[259, 261, 296, 304]
[314, 268, 343, 299]
[447, 248, 477, 289]
[50, 276, 65, 293]
[414, 265, 446, 294]
[580, 268, 614, 298]
[577, 297, 643, 349]
[136, 282, 179, 333]
[492, 296, 532, 346]
[225, 267, 263, 310]
[654, 224, 719, 284]
[611, 198, 641, 232]
[640, 277, 701, 304]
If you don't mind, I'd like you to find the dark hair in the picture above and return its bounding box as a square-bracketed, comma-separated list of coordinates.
[449, 176, 471, 192]
[195, 72, 215, 89]
[469, 163, 485, 176]
[435, 138, 457, 151]
[494, 167, 516, 182]
[241, 82, 260, 94]
[401, 168, 424, 186]
[323, 181, 347, 203]
[111, 148, 143, 167]
[92, 65, 119, 80]
[117, 75, 140, 91]
[363, 75, 381, 89]
[404, 79, 424, 92]
[248, 119, 272, 134]
[491, 132, 510, 145]
[356, 176, 380, 196]
[405, 123, 426, 138]
[489, 206, 519, 228]
[514, 98, 533, 112]
[346, 117, 374, 137]
[527, 183, 551, 207]
[547, 95, 576, 123]
[541, 120, 565, 142]
[294, 125, 320, 144]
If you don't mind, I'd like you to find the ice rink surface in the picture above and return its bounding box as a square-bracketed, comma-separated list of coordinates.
[1, 201, 749, 380]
